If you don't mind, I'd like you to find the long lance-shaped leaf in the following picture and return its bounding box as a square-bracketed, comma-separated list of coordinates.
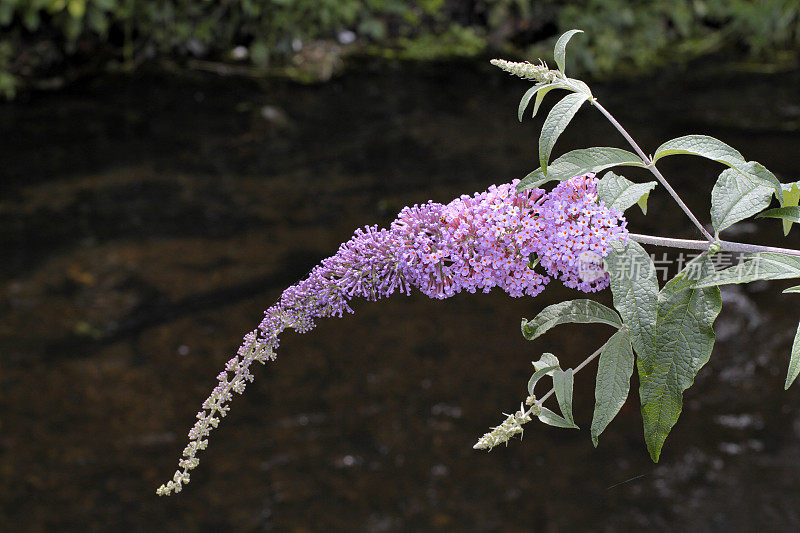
[639, 254, 722, 462]
[530, 84, 563, 119]
[653, 134, 746, 167]
[783, 285, 800, 293]
[711, 166, 773, 234]
[694, 253, 800, 288]
[518, 147, 645, 191]
[539, 92, 589, 174]
[596, 171, 657, 214]
[518, 84, 556, 122]
[591, 328, 634, 446]
[786, 323, 800, 390]
[553, 29, 584, 74]
[537, 407, 577, 428]
[603, 239, 658, 358]
[553, 368, 578, 428]
[521, 299, 622, 341]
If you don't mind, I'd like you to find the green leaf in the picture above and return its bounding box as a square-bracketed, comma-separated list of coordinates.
[537, 407, 577, 429]
[736, 161, 784, 204]
[639, 254, 722, 462]
[518, 84, 553, 122]
[779, 181, 800, 234]
[530, 84, 563, 119]
[553, 29, 584, 74]
[596, 171, 657, 214]
[539, 92, 590, 174]
[521, 299, 622, 341]
[591, 328, 634, 446]
[532, 352, 560, 371]
[653, 134, 746, 167]
[786, 322, 800, 389]
[711, 166, 774, 234]
[518, 148, 645, 191]
[518, 86, 538, 122]
[527, 365, 559, 396]
[67, 0, 87, 18]
[566, 77, 592, 97]
[694, 253, 800, 287]
[783, 285, 800, 293]
[636, 192, 651, 215]
[603, 239, 658, 358]
[553, 368, 578, 428]
[756, 206, 800, 232]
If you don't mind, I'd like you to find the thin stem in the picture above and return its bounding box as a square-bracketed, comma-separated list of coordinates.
[530, 343, 605, 412]
[629, 232, 800, 257]
[590, 100, 715, 242]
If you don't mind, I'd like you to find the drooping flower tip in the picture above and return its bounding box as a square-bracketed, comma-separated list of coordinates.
[158, 173, 629, 494]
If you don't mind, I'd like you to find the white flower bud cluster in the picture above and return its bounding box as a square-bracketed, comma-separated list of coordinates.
[489, 59, 562, 84]
[473, 403, 540, 450]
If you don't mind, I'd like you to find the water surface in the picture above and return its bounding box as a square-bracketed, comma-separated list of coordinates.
[1, 61, 800, 531]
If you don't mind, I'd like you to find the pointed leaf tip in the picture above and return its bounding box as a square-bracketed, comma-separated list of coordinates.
[590, 329, 634, 447]
[553, 29, 584, 74]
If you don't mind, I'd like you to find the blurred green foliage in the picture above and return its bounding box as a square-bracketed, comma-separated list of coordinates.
[548, 0, 800, 74]
[0, 0, 798, 98]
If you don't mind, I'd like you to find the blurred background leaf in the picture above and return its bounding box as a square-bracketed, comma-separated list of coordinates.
[0, 0, 798, 98]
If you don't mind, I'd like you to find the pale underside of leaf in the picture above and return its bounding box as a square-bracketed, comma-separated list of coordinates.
[537, 406, 577, 428]
[539, 92, 589, 174]
[533, 352, 560, 372]
[517, 147, 645, 191]
[553, 29, 584, 74]
[519, 84, 559, 122]
[521, 299, 622, 341]
[694, 252, 800, 287]
[638, 254, 721, 462]
[596, 171, 657, 214]
[566, 77, 593, 97]
[710, 166, 774, 234]
[531, 84, 563, 119]
[590, 328, 634, 446]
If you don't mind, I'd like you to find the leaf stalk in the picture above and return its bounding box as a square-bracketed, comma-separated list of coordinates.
[590, 100, 715, 242]
[629, 232, 800, 257]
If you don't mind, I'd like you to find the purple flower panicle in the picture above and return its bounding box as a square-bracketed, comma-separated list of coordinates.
[157, 174, 628, 495]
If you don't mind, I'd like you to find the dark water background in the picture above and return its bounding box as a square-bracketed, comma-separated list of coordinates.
[2, 60, 800, 531]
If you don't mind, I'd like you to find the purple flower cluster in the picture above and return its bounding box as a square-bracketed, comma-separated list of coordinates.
[534, 174, 628, 292]
[393, 183, 550, 299]
[157, 174, 628, 495]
